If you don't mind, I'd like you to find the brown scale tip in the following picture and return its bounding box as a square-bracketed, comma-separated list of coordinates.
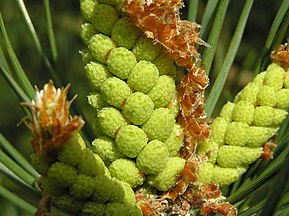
[124, 0, 211, 160]
[270, 40, 289, 70]
[21, 80, 84, 155]
[124, 0, 208, 67]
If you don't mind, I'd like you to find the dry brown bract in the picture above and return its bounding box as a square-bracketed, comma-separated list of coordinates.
[271, 40, 289, 70]
[21, 80, 84, 155]
[124, 0, 210, 160]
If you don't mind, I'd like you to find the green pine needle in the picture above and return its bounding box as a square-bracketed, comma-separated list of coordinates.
[0, 13, 35, 100]
[0, 184, 37, 213]
[205, 0, 254, 118]
[202, 0, 230, 75]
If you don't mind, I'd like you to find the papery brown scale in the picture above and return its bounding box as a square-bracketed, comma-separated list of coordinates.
[164, 179, 188, 200]
[270, 41, 289, 70]
[140, 203, 157, 216]
[40, 105, 50, 128]
[182, 187, 204, 207]
[22, 81, 84, 155]
[200, 184, 222, 199]
[200, 203, 218, 215]
[261, 140, 277, 160]
[217, 203, 238, 216]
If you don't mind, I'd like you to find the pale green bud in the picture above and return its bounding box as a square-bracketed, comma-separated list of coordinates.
[136, 140, 169, 174]
[92, 136, 126, 166]
[273, 108, 288, 125]
[242, 147, 263, 165]
[88, 34, 116, 63]
[92, 175, 113, 203]
[107, 47, 137, 79]
[225, 122, 249, 146]
[115, 125, 148, 158]
[111, 17, 141, 49]
[57, 135, 84, 166]
[109, 159, 145, 188]
[101, 77, 132, 108]
[217, 145, 262, 167]
[247, 126, 278, 147]
[81, 23, 97, 45]
[210, 117, 228, 145]
[126, 205, 143, 216]
[253, 106, 274, 126]
[87, 92, 108, 112]
[148, 75, 176, 108]
[217, 145, 244, 168]
[47, 162, 77, 188]
[69, 175, 94, 200]
[219, 101, 235, 122]
[78, 149, 106, 177]
[128, 60, 159, 93]
[109, 178, 126, 202]
[232, 101, 254, 125]
[121, 181, 137, 205]
[85, 61, 112, 91]
[132, 35, 161, 61]
[80, 0, 98, 22]
[122, 92, 154, 125]
[236, 82, 259, 105]
[164, 124, 184, 157]
[213, 166, 247, 187]
[264, 63, 284, 90]
[252, 71, 266, 87]
[153, 49, 177, 78]
[142, 108, 175, 142]
[91, 4, 119, 35]
[97, 107, 128, 137]
[257, 85, 277, 107]
[197, 162, 214, 185]
[147, 157, 185, 191]
[276, 89, 289, 109]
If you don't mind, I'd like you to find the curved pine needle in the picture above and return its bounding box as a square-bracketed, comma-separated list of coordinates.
[202, 0, 230, 75]
[188, 0, 199, 22]
[0, 150, 36, 186]
[200, 0, 219, 37]
[0, 133, 38, 177]
[0, 185, 37, 213]
[260, 155, 289, 216]
[0, 65, 30, 104]
[254, 0, 289, 74]
[44, 0, 58, 63]
[0, 13, 35, 99]
[205, 0, 254, 118]
[0, 163, 40, 198]
[270, 9, 289, 55]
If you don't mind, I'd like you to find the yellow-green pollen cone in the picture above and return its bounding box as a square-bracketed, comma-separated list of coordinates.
[79, 1, 187, 215]
[197, 63, 289, 187]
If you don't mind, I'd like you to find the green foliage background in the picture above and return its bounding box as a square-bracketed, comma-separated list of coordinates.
[0, 0, 288, 215]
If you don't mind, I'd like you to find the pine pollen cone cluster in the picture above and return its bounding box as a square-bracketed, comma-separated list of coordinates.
[22, 0, 289, 215]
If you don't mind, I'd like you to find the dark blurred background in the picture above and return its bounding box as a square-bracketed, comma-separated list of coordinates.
[0, 0, 287, 215]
